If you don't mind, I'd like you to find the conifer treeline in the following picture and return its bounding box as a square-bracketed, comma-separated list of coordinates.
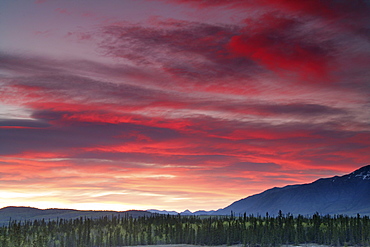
[1, 212, 369, 247]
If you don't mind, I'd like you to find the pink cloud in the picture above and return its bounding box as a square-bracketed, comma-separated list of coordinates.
[34, 0, 48, 4]
[228, 14, 333, 80]
[55, 8, 71, 16]
[1, 0, 368, 211]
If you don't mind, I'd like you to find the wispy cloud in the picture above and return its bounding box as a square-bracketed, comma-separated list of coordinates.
[0, 0, 369, 211]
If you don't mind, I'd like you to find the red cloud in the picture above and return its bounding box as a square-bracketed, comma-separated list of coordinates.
[1, 0, 369, 212]
[0, 126, 42, 129]
[168, 0, 368, 19]
[161, 0, 368, 82]
[227, 14, 333, 80]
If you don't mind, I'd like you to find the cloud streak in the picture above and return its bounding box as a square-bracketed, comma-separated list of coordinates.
[0, 0, 369, 211]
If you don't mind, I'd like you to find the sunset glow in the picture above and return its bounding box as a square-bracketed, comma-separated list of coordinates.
[0, 0, 369, 212]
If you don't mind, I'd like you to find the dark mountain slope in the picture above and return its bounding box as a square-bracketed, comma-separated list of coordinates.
[216, 165, 370, 216]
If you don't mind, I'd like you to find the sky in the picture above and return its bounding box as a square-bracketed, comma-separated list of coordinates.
[0, 0, 369, 212]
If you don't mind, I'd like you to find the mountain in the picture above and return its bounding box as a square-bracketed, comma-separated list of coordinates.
[148, 209, 216, 216]
[0, 206, 152, 226]
[192, 210, 216, 215]
[2, 165, 369, 224]
[216, 165, 370, 216]
[147, 209, 179, 215]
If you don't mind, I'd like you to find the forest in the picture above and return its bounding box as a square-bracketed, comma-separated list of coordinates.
[1, 211, 369, 247]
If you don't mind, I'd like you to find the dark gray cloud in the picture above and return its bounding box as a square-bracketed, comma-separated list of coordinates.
[0, 0, 368, 180]
[229, 162, 281, 172]
[0, 119, 50, 128]
[99, 22, 262, 82]
[0, 109, 182, 156]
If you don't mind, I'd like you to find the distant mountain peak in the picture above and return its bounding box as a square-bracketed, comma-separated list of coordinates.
[180, 210, 193, 215]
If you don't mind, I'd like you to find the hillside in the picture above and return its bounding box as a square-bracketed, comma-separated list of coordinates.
[0, 206, 152, 226]
[216, 165, 370, 216]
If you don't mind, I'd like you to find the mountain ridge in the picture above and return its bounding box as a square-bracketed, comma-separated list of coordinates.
[0, 206, 152, 226]
[215, 165, 370, 216]
[148, 165, 370, 216]
[1, 165, 369, 224]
